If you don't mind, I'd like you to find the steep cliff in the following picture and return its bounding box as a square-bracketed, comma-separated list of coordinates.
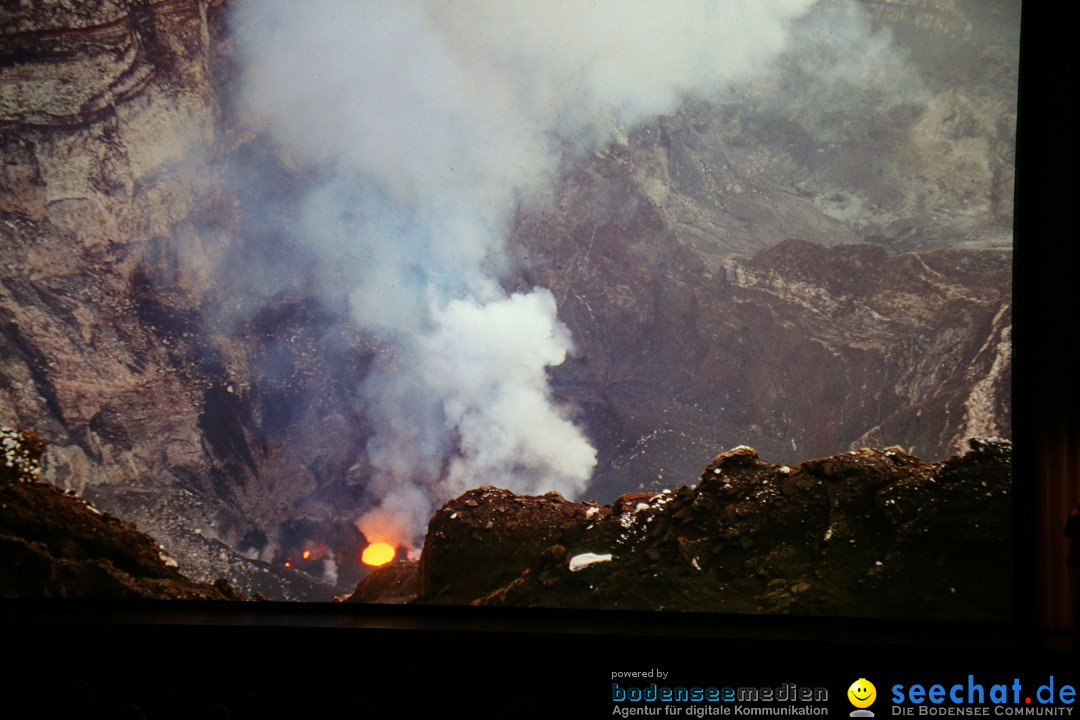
[0, 0, 362, 599]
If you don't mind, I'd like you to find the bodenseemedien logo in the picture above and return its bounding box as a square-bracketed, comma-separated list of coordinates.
[610, 678, 829, 716]
[849, 679, 878, 717]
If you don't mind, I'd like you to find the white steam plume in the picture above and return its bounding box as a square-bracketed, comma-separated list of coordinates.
[231, 0, 813, 550]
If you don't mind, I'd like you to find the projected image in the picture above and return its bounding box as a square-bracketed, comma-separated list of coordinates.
[0, 0, 1017, 617]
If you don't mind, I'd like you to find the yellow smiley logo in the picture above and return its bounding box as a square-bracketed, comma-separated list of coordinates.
[848, 678, 877, 709]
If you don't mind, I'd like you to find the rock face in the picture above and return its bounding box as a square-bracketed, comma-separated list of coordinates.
[509, 0, 1015, 498]
[523, 217, 1010, 498]
[0, 425, 240, 599]
[342, 559, 419, 605]
[352, 441, 1010, 621]
[0, 1, 1017, 599]
[0, 0, 367, 599]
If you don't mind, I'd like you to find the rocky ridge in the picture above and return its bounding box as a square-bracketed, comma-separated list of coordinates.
[0, 425, 241, 599]
[353, 440, 1011, 620]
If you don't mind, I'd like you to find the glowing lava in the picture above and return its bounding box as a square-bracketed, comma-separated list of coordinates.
[361, 542, 396, 567]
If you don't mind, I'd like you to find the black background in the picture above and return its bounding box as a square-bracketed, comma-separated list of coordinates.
[2, 4, 1076, 718]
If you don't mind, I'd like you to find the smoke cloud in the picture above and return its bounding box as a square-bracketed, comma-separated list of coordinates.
[230, 0, 814, 550]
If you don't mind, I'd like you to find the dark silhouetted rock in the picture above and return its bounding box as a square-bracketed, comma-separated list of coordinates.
[0, 425, 241, 599]
[342, 560, 419, 604]
[382, 440, 1010, 620]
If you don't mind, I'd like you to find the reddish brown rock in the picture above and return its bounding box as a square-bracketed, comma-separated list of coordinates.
[417, 486, 605, 604]
[377, 441, 1011, 620]
[0, 426, 240, 599]
[342, 560, 419, 605]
